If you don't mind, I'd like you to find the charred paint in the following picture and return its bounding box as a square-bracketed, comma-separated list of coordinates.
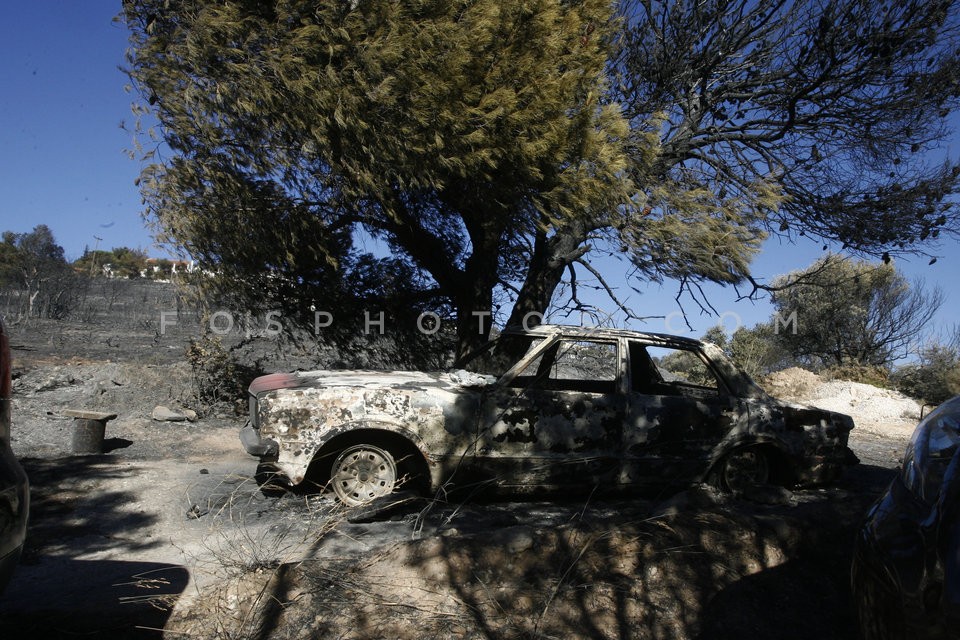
[481, 388, 622, 454]
[240, 325, 858, 494]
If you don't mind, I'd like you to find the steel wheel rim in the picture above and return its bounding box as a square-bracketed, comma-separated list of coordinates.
[332, 445, 397, 506]
[723, 449, 769, 492]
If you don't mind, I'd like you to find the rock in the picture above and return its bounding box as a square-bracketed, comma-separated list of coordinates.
[85, 380, 108, 398]
[34, 371, 76, 393]
[152, 405, 190, 422]
[760, 367, 821, 400]
[808, 380, 922, 425]
[449, 369, 497, 386]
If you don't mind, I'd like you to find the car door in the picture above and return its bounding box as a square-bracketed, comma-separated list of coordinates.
[476, 337, 626, 490]
[621, 340, 744, 487]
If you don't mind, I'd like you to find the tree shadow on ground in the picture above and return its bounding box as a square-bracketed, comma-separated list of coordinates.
[0, 457, 190, 637]
[697, 557, 855, 640]
[0, 559, 189, 639]
[259, 466, 896, 638]
[163, 462, 897, 639]
[16, 456, 166, 559]
[103, 437, 134, 453]
[694, 463, 895, 640]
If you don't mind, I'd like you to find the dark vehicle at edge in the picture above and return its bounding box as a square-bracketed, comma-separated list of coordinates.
[852, 395, 960, 639]
[0, 318, 28, 593]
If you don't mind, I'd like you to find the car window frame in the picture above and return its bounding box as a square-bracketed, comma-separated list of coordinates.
[626, 339, 733, 398]
[501, 336, 623, 394]
[492, 334, 560, 388]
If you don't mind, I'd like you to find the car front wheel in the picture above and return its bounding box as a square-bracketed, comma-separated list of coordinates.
[331, 444, 398, 506]
[716, 447, 770, 492]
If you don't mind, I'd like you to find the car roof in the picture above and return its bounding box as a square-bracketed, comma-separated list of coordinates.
[500, 323, 708, 349]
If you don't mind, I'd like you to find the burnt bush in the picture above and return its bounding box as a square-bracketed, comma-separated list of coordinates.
[185, 334, 263, 413]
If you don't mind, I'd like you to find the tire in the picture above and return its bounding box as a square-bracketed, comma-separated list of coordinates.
[716, 447, 770, 493]
[331, 444, 398, 506]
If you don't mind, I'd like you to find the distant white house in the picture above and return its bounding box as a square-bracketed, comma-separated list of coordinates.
[139, 258, 197, 281]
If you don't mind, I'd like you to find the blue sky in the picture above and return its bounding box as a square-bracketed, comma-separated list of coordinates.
[0, 2, 146, 260]
[1, 1, 958, 346]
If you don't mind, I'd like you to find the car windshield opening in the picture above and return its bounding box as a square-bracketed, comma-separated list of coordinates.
[456, 335, 543, 378]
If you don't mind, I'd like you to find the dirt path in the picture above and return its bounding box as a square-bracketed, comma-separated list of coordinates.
[0, 424, 262, 635]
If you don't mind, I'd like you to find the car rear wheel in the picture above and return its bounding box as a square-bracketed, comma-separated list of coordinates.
[331, 444, 398, 506]
[716, 447, 770, 492]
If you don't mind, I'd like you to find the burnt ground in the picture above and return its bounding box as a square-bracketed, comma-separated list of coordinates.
[0, 302, 910, 639]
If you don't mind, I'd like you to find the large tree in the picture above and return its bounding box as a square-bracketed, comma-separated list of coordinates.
[123, 0, 639, 357]
[123, 0, 960, 357]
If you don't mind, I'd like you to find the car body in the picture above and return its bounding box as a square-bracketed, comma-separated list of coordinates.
[0, 318, 29, 593]
[851, 395, 960, 639]
[242, 324, 856, 505]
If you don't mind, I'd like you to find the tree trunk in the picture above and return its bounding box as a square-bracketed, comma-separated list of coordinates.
[504, 227, 589, 330]
[452, 215, 502, 360]
[453, 283, 495, 360]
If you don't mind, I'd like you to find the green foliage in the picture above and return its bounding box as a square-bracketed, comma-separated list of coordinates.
[686, 323, 796, 380]
[123, 0, 633, 356]
[71, 249, 112, 277]
[73, 247, 149, 279]
[0, 225, 66, 285]
[107, 247, 148, 278]
[891, 343, 960, 404]
[0, 232, 22, 287]
[622, 189, 770, 287]
[700, 326, 728, 349]
[142, 258, 174, 280]
[727, 324, 795, 380]
[770, 255, 942, 368]
[822, 363, 891, 388]
[657, 348, 716, 386]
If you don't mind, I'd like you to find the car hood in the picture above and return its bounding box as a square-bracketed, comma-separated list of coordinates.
[248, 369, 480, 395]
[775, 398, 856, 432]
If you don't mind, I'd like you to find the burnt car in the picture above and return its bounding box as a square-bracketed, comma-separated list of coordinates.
[0, 318, 29, 592]
[851, 395, 960, 639]
[241, 325, 856, 505]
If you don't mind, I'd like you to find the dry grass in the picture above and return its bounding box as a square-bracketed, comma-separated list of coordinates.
[162, 480, 870, 640]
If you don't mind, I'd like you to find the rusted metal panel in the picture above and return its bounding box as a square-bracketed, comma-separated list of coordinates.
[241, 324, 857, 496]
[255, 371, 478, 484]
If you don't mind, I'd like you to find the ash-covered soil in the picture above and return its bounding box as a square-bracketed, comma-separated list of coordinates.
[0, 298, 918, 639]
